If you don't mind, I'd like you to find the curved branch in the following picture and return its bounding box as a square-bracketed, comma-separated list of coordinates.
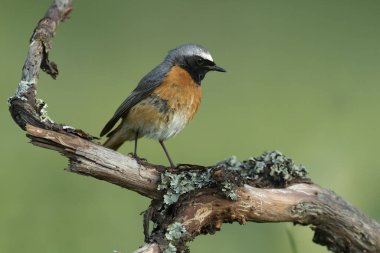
[9, 0, 72, 128]
[9, 0, 94, 139]
[170, 184, 380, 252]
[8, 1, 380, 253]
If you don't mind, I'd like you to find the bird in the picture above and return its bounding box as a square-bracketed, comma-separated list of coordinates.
[100, 43, 226, 167]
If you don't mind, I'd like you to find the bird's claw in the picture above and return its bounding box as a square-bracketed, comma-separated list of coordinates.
[128, 153, 148, 163]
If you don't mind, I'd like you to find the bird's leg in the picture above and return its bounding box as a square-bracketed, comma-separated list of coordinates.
[159, 140, 175, 168]
[131, 131, 147, 163]
[134, 130, 139, 157]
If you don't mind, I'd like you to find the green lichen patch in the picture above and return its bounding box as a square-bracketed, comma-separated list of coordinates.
[220, 182, 238, 201]
[12, 80, 35, 102]
[157, 166, 242, 205]
[36, 98, 54, 123]
[158, 170, 213, 205]
[163, 243, 177, 253]
[158, 151, 310, 207]
[165, 222, 187, 241]
[217, 151, 310, 188]
[163, 222, 188, 253]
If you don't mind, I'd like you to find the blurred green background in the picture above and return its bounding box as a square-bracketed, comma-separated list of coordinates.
[1, 0, 380, 252]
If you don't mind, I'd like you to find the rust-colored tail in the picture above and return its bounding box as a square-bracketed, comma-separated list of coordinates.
[103, 135, 125, 151]
[103, 128, 135, 151]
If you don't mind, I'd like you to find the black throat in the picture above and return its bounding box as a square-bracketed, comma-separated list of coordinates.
[180, 65, 206, 85]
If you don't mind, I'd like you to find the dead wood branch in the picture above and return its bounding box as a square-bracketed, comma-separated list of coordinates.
[8, 0, 380, 252]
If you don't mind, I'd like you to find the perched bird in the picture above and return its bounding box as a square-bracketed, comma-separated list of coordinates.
[100, 44, 225, 167]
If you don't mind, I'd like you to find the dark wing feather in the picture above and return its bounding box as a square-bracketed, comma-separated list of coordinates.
[100, 63, 170, 137]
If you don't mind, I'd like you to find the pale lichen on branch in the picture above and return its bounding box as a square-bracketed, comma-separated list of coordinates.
[150, 151, 311, 252]
[158, 151, 310, 207]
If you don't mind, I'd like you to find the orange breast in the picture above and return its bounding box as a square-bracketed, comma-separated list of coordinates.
[152, 65, 202, 121]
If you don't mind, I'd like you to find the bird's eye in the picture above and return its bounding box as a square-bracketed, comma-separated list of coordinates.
[196, 57, 204, 66]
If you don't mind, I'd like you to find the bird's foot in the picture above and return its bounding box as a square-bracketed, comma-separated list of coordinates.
[128, 153, 148, 163]
[169, 163, 206, 171]
[175, 163, 192, 169]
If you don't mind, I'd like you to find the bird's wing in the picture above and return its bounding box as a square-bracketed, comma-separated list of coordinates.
[100, 63, 170, 137]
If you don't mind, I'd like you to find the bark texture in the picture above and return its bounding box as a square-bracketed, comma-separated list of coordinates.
[8, 1, 380, 253]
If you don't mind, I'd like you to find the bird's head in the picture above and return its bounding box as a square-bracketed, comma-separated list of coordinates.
[165, 43, 226, 85]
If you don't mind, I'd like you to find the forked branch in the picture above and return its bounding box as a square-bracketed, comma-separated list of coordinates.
[8, 1, 380, 252]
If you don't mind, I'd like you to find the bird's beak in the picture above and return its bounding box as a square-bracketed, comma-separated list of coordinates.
[209, 64, 226, 72]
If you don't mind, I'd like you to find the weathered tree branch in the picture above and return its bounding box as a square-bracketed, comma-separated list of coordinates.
[9, 1, 380, 253]
[21, 126, 380, 253]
